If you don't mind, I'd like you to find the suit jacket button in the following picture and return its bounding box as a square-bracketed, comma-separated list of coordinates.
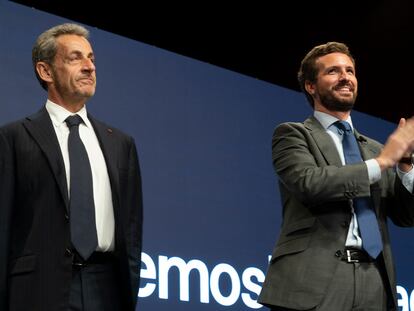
[64, 213, 69, 221]
[335, 250, 342, 257]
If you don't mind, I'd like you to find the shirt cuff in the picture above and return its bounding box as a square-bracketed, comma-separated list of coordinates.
[366, 159, 381, 184]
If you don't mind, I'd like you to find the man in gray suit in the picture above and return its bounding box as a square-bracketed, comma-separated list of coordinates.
[258, 42, 414, 311]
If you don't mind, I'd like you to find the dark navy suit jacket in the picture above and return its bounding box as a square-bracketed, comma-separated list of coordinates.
[0, 107, 143, 311]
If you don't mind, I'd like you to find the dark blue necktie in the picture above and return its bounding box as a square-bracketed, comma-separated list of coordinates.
[65, 115, 98, 260]
[334, 120, 383, 259]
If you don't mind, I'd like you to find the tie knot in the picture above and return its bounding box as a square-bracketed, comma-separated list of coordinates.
[334, 120, 352, 135]
[65, 115, 83, 128]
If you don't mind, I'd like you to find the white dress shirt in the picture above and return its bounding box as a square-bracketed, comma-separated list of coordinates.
[314, 111, 414, 248]
[46, 100, 115, 252]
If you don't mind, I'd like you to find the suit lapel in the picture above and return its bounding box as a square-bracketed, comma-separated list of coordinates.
[305, 116, 382, 212]
[89, 116, 128, 251]
[354, 129, 378, 161]
[88, 116, 120, 208]
[23, 107, 69, 211]
[354, 129, 383, 213]
[304, 116, 343, 167]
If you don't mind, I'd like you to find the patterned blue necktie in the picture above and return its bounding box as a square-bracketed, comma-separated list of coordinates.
[66, 115, 98, 260]
[334, 120, 383, 259]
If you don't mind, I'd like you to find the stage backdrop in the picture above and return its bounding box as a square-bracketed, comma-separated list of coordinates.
[1, 1, 414, 310]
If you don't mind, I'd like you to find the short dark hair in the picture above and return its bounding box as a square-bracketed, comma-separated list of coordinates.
[32, 23, 90, 90]
[297, 42, 355, 107]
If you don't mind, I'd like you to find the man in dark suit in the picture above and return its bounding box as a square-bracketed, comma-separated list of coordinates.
[258, 42, 414, 311]
[0, 23, 143, 311]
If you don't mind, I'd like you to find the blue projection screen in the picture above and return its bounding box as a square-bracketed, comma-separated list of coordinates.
[1, 1, 414, 310]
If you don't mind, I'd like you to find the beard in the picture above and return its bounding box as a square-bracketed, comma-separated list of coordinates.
[319, 92, 355, 112]
[317, 85, 357, 112]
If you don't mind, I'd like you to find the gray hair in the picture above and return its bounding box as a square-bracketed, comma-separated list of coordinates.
[32, 23, 90, 90]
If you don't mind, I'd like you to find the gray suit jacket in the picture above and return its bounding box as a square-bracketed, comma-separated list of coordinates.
[258, 116, 414, 310]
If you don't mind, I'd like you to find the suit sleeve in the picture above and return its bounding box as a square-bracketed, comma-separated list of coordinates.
[385, 170, 414, 227]
[273, 122, 371, 207]
[0, 131, 13, 309]
[125, 137, 143, 304]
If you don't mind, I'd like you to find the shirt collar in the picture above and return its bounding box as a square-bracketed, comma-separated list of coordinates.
[45, 100, 92, 128]
[314, 110, 354, 131]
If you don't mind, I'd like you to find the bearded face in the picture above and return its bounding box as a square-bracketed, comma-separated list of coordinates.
[317, 78, 357, 112]
[307, 52, 358, 112]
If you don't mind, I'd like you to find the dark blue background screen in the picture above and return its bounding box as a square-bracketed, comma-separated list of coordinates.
[1, 1, 413, 309]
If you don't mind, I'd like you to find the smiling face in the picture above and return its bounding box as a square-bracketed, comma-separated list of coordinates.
[38, 34, 96, 112]
[305, 52, 358, 114]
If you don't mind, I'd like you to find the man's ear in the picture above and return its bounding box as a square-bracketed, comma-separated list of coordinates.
[36, 62, 53, 84]
[304, 80, 315, 95]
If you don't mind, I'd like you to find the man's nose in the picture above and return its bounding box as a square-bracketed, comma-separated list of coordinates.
[82, 58, 95, 71]
[338, 70, 351, 81]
